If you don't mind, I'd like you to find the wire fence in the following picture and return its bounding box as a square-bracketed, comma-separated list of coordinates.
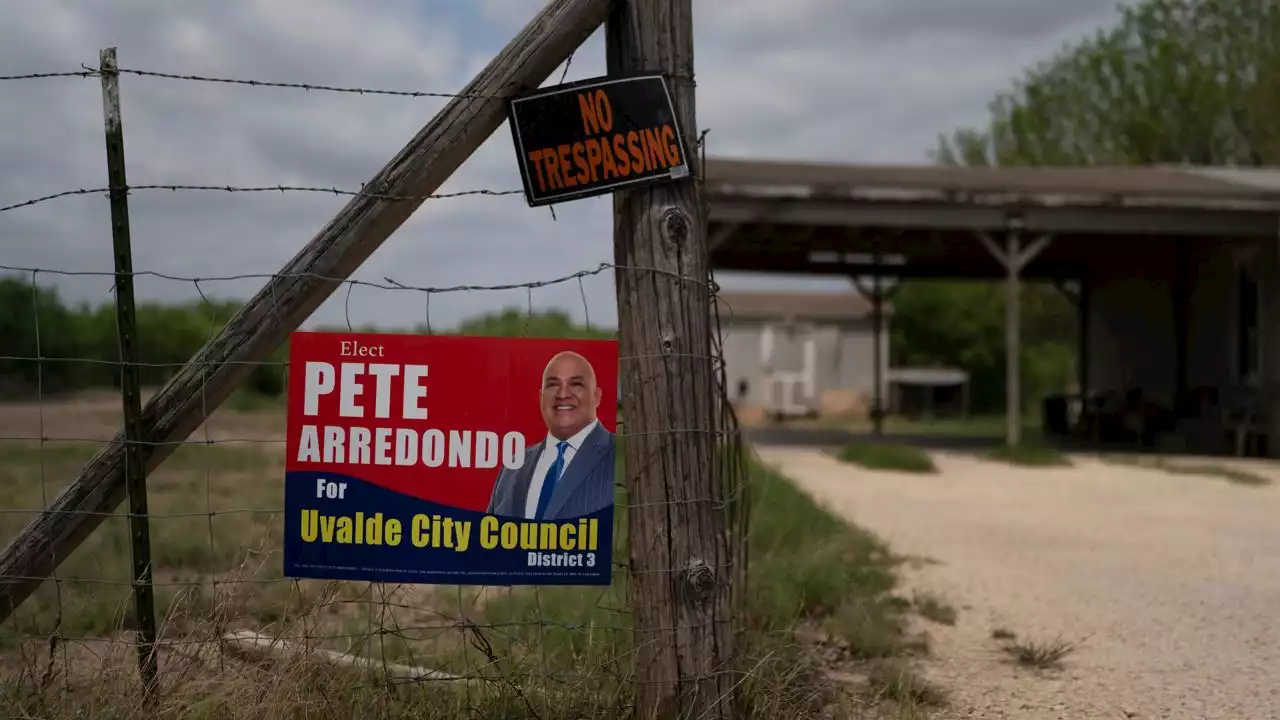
[0, 51, 747, 718]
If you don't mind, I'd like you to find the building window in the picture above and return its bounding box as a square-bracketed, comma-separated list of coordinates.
[1237, 264, 1260, 384]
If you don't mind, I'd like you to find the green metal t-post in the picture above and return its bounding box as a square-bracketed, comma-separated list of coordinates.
[99, 46, 158, 692]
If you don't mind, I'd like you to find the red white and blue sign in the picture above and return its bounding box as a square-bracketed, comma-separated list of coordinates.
[283, 331, 618, 586]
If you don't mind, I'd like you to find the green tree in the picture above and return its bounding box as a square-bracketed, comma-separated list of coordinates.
[0, 273, 608, 400]
[0, 276, 82, 394]
[901, 1, 1276, 413]
[452, 307, 612, 339]
[934, 0, 1280, 167]
[889, 282, 1076, 414]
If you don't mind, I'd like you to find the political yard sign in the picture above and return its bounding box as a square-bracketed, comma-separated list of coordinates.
[506, 73, 691, 207]
[283, 331, 619, 586]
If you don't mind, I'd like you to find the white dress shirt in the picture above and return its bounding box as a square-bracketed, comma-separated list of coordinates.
[524, 419, 599, 519]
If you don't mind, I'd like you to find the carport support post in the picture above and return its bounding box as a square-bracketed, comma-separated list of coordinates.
[1005, 232, 1021, 445]
[1173, 238, 1190, 405]
[978, 221, 1051, 446]
[852, 256, 898, 436]
[1079, 277, 1090, 398]
[872, 271, 884, 433]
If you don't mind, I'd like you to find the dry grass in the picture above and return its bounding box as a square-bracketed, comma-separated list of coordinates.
[986, 618, 1081, 672]
[997, 634, 1083, 671]
[1102, 453, 1272, 487]
[865, 660, 948, 715]
[989, 627, 1016, 641]
[910, 592, 956, 627]
[0, 392, 930, 718]
[0, 393, 494, 713]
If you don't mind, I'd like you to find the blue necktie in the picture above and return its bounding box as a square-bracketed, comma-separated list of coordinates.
[534, 441, 569, 520]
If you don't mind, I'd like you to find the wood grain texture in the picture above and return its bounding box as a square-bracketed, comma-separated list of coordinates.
[606, 2, 736, 717]
[0, 0, 611, 623]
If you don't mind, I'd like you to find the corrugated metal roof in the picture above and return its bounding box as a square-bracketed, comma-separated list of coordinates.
[717, 291, 889, 322]
[1170, 165, 1280, 192]
[703, 157, 1280, 209]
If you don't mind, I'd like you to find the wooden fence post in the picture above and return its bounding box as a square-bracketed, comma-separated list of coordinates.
[0, 0, 611, 624]
[606, 2, 736, 717]
[98, 45, 159, 692]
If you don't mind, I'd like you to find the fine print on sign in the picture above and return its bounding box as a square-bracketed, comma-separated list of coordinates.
[283, 331, 619, 586]
[506, 73, 691, 207]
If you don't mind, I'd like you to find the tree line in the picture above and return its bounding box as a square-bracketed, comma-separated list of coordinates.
[934, 0, 1280, 168]
[0, 275, 611, 400]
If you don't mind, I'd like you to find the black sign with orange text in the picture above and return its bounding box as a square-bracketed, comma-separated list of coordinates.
[506, 74, 691, 207]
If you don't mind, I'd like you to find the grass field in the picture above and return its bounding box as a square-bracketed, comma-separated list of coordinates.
[982, 441, 1071, 467]
[0, 391, 934, 718]
[791, 413, 1041, 439]
[835, 444, 938, 474]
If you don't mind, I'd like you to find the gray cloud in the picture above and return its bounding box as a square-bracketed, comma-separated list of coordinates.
[1, 0, 1123, 332]
[712, 0, 1126, 48]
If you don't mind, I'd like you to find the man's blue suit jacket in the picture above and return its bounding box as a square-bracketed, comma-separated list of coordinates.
[486, 422, 615, 521]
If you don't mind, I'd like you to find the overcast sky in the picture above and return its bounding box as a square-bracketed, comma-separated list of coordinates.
[0, 0, 1126, 331]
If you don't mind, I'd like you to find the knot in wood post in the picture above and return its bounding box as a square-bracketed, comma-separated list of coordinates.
[680, 558, 715, 605]
[661, 207, 690, 249]
[660, 328, 675, 354]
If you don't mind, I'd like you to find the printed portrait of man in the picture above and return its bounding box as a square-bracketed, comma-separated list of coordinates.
[487, 350, 616, 521]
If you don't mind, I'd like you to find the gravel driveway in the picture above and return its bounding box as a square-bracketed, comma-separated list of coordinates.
[754, 446, 1280, 720]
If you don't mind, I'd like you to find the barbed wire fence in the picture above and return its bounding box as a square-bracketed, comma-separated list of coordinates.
[0, 49, 748, 717]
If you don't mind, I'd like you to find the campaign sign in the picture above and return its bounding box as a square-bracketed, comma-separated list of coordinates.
[506, 73, 691, 207]
[283, 331, 619, 586]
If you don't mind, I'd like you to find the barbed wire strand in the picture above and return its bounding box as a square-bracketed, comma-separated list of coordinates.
[0, 65, 496, 100]
[106, 65, 502, 100]
[0, 70, 96, 81]
[0, 184, 523, 215]
[5, 63, 697, 98]
[0, 262, 710, 295]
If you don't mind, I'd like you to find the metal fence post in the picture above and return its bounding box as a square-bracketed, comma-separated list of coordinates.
[99, 45, 159, 691]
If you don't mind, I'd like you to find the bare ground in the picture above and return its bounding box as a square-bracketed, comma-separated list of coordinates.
[755, 445, 1280, 720]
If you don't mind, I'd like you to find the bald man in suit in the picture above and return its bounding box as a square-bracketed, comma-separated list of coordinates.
[487, 351, 616, 521]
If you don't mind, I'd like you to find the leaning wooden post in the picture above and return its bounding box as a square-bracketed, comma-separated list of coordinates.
[606, 2, 735, 718]
[0, 0, 611, 624]
[99, 46, 159, 691]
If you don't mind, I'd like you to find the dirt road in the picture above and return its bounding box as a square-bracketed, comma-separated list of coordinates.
[754, 446, 1280, 720]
